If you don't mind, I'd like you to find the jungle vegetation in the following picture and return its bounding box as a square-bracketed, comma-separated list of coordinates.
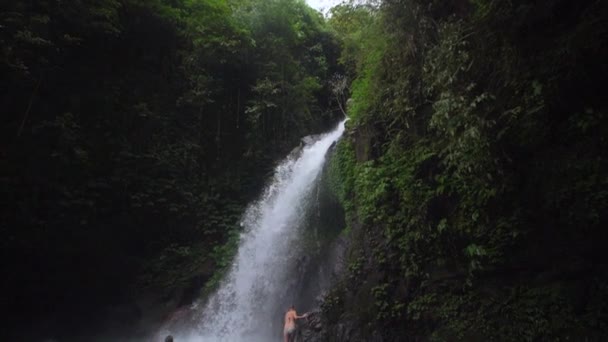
[1, 0, 342, 339]
[2, 0, 607, 340]
[326, 0, 608, 340]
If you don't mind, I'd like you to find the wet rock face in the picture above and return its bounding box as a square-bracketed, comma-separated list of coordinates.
[297, 311, 323, 342]
[352, 123, 375, 163]
[297, 311, 385, 342]
[301, 134, 323, 146]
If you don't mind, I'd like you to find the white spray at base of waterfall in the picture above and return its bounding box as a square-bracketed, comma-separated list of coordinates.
[173, 119, 346, 342]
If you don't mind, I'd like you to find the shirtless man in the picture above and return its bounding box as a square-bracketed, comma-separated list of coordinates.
[283, 305, 308, 342]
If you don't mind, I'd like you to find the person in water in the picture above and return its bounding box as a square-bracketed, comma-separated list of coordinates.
[284, 305, 308, 342]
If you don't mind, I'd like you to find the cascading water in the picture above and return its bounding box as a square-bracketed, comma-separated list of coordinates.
[174, 119, 347, 341]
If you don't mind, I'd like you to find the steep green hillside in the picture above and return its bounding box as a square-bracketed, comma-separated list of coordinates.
[325, 0, 608, 340]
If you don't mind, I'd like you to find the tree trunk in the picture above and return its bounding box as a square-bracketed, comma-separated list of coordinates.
[17, 77, 42, 137]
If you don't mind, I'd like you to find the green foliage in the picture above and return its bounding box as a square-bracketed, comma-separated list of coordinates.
[328, 2, 377, 77]
[328, 138, 357, 212]
[0, 0, 342, 338]
[201, 226, 241, 296]
[328, 3, 386, 123]
[324, 0, 608, 340]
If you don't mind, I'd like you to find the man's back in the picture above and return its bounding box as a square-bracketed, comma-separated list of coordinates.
[285, 309, 296, 327]
[284, 308, 299, 342]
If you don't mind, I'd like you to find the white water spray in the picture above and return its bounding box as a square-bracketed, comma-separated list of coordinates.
[175, 120, 346, 341]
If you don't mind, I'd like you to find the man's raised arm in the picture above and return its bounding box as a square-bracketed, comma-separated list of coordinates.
[295, 312, 309, 319]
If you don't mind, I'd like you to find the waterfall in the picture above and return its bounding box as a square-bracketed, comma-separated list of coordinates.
[174, 119, 347, 341]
